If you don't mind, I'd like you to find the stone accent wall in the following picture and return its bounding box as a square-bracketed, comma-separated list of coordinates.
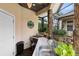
[48, 9, 53, 39]
[74, 4, 79, 52]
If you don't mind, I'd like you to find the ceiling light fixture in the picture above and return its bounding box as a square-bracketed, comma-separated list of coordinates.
[32, 4, 36, 6]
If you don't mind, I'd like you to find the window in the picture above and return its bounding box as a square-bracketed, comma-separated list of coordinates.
[67, 25, 73, 31]
[67, 21, 73, 31]
[67, 21, 73, 23]
[58, 3, 74, 16]
[38, 17, 48, 32]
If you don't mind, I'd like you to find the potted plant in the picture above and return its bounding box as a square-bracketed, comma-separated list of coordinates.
[54, 42, 75, 56]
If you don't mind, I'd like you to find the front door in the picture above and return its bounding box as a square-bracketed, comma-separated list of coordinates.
[0, 10, 15, 56]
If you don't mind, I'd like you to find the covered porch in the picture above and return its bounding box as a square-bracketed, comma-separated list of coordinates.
[18, 3, 79, 56]
[0, 3, 79, 56]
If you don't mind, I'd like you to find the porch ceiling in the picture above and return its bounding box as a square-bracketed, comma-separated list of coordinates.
[19, 3, 50, 12]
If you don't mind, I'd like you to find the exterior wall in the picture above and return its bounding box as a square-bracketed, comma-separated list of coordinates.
[62, 19, 75, 36]
[21, 7, 38, 49]
[0, 3, 38, 49]
[59, 15, 75, 36]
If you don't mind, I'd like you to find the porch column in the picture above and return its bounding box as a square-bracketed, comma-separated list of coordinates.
[74, 4, 79, 52]
[59, 20, 62, 30]
[48, 9, 53, 38]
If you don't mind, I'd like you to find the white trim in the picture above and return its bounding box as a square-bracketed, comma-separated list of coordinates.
[0, 9, 15, 18]
[0, 9, 16, 56]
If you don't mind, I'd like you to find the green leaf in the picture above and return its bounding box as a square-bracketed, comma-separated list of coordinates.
[54, 42, 75, 56]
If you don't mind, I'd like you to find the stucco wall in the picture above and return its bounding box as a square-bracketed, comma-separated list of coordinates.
[62, 19, 75, 36]
[0, 3, 38, 49]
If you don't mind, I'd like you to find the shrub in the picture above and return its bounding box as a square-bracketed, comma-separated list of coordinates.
[53, 29, 66, 36]
[54, 42, 75, 56]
